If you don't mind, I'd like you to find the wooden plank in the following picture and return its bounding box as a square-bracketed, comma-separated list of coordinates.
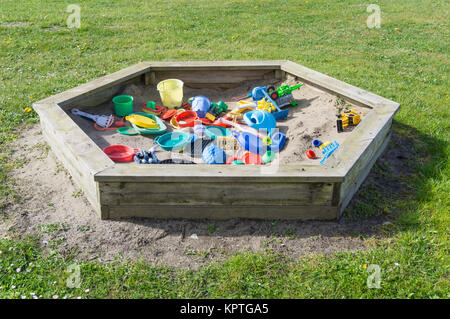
[154, 69, 276, 85]
[147, 60, 286, 71]
[325, 104, 399, 171]
[33, 103, 114, 175]
[99, 181, 334, 206]
[94, 164, 344, 183]
[34, 62, 151, 107]
[105, 204, 338, 220]
[281, 60, 400, 110]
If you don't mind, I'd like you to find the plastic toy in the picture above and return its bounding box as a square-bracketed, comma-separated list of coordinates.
[266, 84, 303, 100]
[134, 146, 159, 164]
[188, 137, 213, 157]
[174, 110, 198, 128]
[154, 131, 191, 152]
[112, 95, 134, 116]
[320, 141, 339, 164]
[189, 96, 211, 118]
[232, 131, 267, 155]
[268, 132, 287, 152]
[142, 101, 165, 116]
[262, 150, 276, 164]
[160, 109, 178, 120]
[242, 152, 262, 165]
[243, 110, 276, 134]
[71, 108, 114, 128]
[157, 79, 184, 109]
[116, 127, 138, 136]
[94, 117, 126, 131]
[126, 112, 167, 135]
[230, 160, 245, 165]
[205, 101, 228, 121]
[232, 86, 267, 101]
[337, 109, 361, 133]
[194, 122, 206, 137]
[125, 114, 158, 129]
[215, 135, 240, 150]
[256, 99, 289, 120]
[205, 125, 232, 140]
[202, 143, 226, 164]
[273, 94, 296, 108]
[218, 118, 267, 140]
[306, 150, 316, 159]
[313, 139, 322, 148]
[103, 145, 139, 162]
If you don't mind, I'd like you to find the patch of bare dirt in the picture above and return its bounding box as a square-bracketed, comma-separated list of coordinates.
[0, 124, 413, 268]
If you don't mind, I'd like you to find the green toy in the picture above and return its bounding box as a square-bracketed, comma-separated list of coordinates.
[205, 101, 228, 121]
[276, 84, 303, 97]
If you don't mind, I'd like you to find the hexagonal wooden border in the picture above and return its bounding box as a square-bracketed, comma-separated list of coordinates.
[33, 61, 399, 220]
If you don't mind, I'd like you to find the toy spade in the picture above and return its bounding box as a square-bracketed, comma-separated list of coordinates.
[71, 108, 114, 128]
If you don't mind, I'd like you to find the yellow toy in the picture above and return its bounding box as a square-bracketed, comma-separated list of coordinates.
[337, 109, 361, 132]
[256, 99, 277, 113]
[125, 114, 158, 129]
[227, 101, 255, 121]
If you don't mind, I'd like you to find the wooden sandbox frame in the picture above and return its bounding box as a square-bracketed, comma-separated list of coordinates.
[33, 61, 400, 220]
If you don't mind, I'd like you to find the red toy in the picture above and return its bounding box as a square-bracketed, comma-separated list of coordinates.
[174, 110, 198, 128]
[306, 150, 316, 159]
[103, 145, 139, 162]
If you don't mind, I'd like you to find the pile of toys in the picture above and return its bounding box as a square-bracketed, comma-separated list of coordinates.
[71, 78, 360, 165]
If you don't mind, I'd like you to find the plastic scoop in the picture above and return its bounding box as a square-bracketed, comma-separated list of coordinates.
[71, 108, 114, 128]
[125, 114, 158, 129]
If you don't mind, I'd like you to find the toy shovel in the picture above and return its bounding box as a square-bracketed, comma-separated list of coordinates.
[71, 108, 114, 128]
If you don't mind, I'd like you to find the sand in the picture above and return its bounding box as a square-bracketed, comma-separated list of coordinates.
[67, 79, 371, 165]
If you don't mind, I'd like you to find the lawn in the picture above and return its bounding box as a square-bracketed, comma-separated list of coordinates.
[0, 0, 448, 298]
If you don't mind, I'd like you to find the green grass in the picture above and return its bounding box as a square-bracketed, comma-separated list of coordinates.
[0, 0, 449, 298]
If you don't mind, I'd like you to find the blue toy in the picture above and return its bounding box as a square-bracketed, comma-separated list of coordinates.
[232, 131, 267, 155]
[268, 132, 287, 152]
[189, 96, 211, 118]
[134, 145, 159, 164]
[320, 141, 339, 164]
[313, 139, 322, 148]
[243, 110, 276, 134]
[202, 143, 226, 164]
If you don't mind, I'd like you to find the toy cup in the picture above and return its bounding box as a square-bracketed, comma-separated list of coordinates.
[157, 79, 184, 109]
[112, 95, 134, 116]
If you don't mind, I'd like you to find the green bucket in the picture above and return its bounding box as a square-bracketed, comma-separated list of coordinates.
[112, 95, 134, 116]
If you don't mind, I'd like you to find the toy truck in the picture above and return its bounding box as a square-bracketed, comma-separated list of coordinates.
[205, 101, 228, 121]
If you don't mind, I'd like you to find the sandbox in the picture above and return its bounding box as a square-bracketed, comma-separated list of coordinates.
[32, 61, 400, 220]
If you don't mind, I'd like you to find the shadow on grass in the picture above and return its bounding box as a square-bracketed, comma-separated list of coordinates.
[117, 119, 444, 241]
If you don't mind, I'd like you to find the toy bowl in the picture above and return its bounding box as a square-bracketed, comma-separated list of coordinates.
[205, 125, 231, 139]
[154, 131, 190, 152]
[174, 110, 198, 128]
[103, 145, 139, 162]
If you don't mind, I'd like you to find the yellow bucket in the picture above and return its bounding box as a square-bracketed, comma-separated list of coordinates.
[157, 79, 184, 109]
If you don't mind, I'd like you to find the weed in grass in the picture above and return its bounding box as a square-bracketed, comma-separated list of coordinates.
[36, 223, 69, 235]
